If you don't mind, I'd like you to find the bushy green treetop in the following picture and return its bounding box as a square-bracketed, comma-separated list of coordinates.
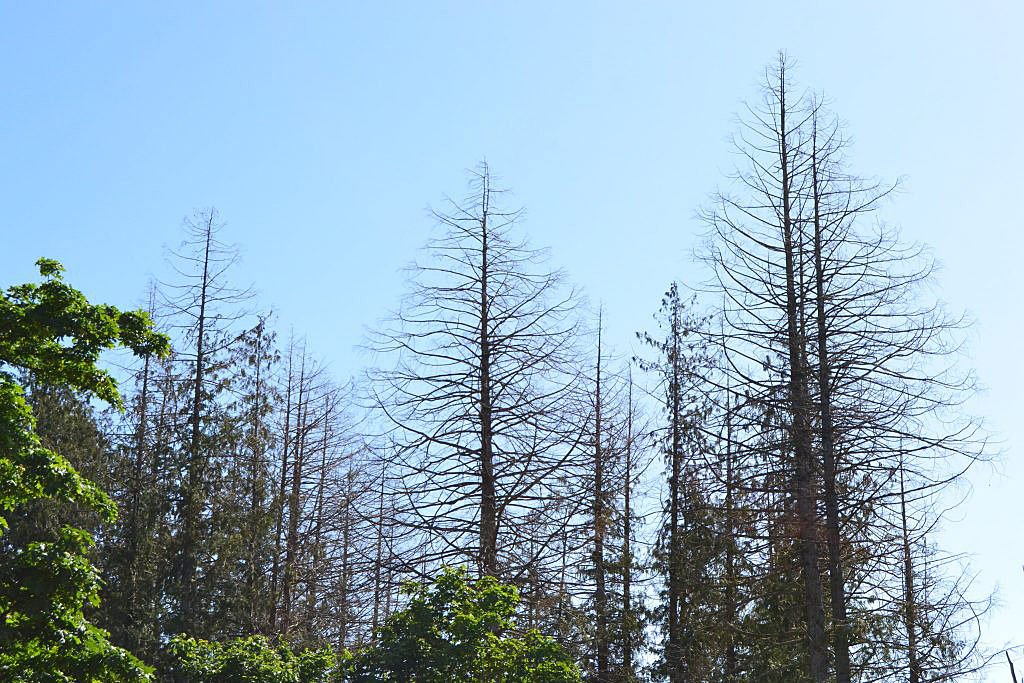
[168, 636, 335, 683]
[166, 567, 580, 683]
[0, 259, 169, 682]
[346, 567, 581, 683]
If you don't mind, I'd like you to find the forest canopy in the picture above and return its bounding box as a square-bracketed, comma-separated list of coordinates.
[0, 58, 995, 683]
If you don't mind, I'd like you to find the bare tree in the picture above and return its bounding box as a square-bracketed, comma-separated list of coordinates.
[254, 330, 373, 648]
[700, 54, 988, 683]
[592, 310, 610, 683]
[368, 163, 585, 582]
[158, 208, 252, 635]
[580, 308, 639, 683]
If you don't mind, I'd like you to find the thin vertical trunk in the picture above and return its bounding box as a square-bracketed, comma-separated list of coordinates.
[622, 369, 635, 683]
[593, 312, 609, 683]
[307, 396, 330, 633]
[526, 543, 538, 629]
[270, 344, 294, 634]
[811, 117, 852, 683]
[181, 219, 213, 634]
[382, 489, 395, 625]
[724, 365, 738, 682]
[668, 298, 683, 683]
[339, 472, 353, 649]
[282, 353, 307, 638]
[900, 461, 921, 683]
[372, 471, 387, 636]
[124, 346, 151, 642]
[478, 174, 498, 576]
[558, 524, 569, 642]
[777, 62, 828, 682]
[384, 547, 394, 623]
[149, 362, 171, 645]
[246, 321, 265, 633]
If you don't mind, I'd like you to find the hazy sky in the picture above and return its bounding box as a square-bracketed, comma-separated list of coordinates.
[2, 2, 1021, 675]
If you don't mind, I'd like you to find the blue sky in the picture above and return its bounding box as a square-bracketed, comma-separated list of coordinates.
[2, 1, 1021, 674]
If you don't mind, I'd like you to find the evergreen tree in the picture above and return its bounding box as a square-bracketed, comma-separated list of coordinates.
[0, 258, 168, 682]
[638, 283, 718, 683]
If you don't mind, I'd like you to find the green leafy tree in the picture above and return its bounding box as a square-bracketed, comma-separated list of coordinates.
[346, 567, 581, 683]
[167, 636, 335, 683]
[0, 258, 169, 682]
[4, 375, 114, 559]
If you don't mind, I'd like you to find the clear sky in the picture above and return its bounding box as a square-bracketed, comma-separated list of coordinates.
[2, 1, 1021, 675]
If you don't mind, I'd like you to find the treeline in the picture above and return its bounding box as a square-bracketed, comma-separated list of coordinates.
[16, 58, 990, 682]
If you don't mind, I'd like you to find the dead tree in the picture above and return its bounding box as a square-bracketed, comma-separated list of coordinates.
[702, 55, 988, 682]
[368, 163, 585, 581]
[158, 208, 251, 635]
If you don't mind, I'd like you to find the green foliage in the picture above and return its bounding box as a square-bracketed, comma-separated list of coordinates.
[167, 635, 335, 683]
[0, 258, 167, 411]
[346, 567, 581, 683]
[4, 378, 114, 571]
[164, 569, 578, 683]
[0, 259, 169, 682]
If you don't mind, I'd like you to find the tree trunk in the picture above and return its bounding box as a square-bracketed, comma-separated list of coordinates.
[622, 369, 635, 682]
[901, 462, 921, 683]
[246, 321, 265, 633]
[181, 216, 213, 635]
[811, 118, 851, 683]
[668, 301, 683, 683]
[478, 181, 498, 577]
[123, 347, 151, 643]
[282, 353, 308, 637]
[372, 472, 385, 636]
[270, 346, 293, 634]
[592, 314, 609, 683]
[724, 367, 738, 682]
[777, 61, 829, 683]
